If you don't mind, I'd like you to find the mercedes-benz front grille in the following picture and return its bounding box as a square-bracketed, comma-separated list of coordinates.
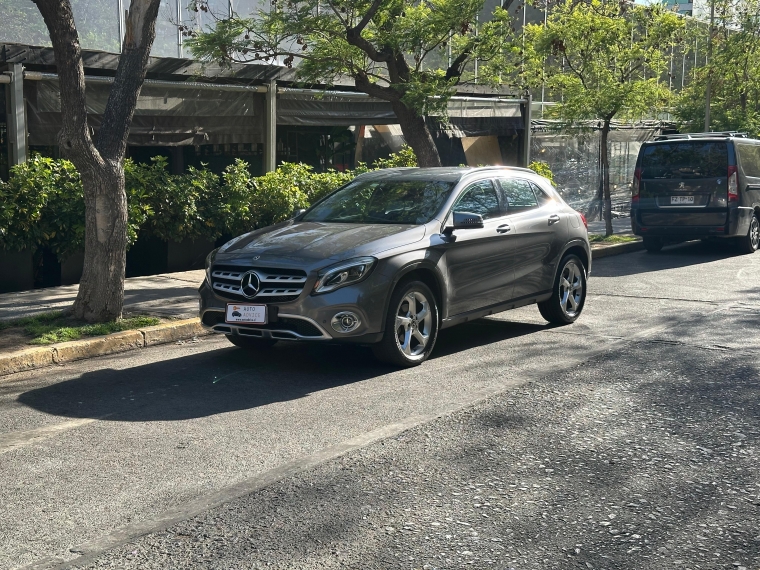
[211, 264, 308, 303]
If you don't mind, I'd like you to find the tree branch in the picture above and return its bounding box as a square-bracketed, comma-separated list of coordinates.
[355, 72, 401, 102]
[31, 0, 100, 167]
[98, 0, 162, 161]
[351, 0, 384, 35]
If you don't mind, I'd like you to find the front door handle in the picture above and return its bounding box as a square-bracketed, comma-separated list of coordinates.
[496, 224, 511, 233]
[548, 214, 561, 225]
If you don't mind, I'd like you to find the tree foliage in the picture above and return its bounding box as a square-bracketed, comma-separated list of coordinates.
[527, 0, 683, 234]
[527, 0, 683, 125]
[675, 0, 760, 136]
[188, 0, 520, 166]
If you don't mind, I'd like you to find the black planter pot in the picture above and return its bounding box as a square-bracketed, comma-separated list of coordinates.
[0, 249, 35, 293]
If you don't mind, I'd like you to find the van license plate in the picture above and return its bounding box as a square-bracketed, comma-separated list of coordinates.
[671, 195, 695, 205]
[226, 303, 267, 324]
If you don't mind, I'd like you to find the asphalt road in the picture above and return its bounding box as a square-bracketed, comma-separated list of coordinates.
[2, 240, 760, 570]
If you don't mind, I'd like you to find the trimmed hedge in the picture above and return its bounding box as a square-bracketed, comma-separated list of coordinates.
[0, 147, 417, 259]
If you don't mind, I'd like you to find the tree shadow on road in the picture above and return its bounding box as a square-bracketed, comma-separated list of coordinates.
[16, 318, 549, 423]
[143, 341, 760, 570]
[593, 239, 745, 277]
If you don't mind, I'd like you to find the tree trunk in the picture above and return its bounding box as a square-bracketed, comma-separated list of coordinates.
[75, 162, 129, 321]
[33, 0, 161, 322]
[601, 119, 613, 237]
[391, 102, 442, 167]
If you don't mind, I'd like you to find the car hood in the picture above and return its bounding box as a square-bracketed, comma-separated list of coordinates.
[219, 221, 427, 265]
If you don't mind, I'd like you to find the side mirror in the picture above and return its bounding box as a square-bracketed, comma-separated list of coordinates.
[452, 211, 484, 229]
[293, 208, 307, 218]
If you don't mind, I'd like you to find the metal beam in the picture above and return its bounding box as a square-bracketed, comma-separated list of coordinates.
[23, 71, 269, 92]
[8, 64, 27, 165]
[521, 91, 532, 167]
[264, 80, 277, 173]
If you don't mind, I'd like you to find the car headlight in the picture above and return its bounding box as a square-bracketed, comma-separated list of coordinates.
[312, 257, 376, 295]
[205, 247, 219, 284]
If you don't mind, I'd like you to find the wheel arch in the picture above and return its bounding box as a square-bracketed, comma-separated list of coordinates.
[381, 262, 446, 330]
[559, 241, 591, 276]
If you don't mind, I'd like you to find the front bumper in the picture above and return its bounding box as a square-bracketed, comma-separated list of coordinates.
[198, 272, 388, 344]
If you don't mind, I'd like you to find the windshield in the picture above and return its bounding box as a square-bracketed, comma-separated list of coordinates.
[302, 179, 455, 225]
[641, 142, 728, 179]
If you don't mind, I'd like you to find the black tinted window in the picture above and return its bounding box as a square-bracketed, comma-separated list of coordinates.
[531, 182, 554, 206]
[500, 178, 539, 211]
[737, 143, 760, 178]
[453, 180, 501, 220]
[302, 179, 454, 225]
[641, 142, 728, 179]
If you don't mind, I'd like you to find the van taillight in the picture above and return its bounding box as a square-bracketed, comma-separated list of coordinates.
[579, 213, 588, 230]
[632, 168, 642, 202]
[728, 165, 739, 202]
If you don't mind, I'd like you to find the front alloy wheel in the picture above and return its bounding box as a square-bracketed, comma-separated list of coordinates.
[373, 280, 439, 367]
[737, 215, 760, 254]
[537, 254, 587, 325]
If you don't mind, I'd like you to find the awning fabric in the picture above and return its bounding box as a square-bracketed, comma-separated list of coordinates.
[25, 78, 265, 146]
[277, 93, 397, 126]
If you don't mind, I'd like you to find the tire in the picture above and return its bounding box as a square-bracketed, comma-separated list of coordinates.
[226, 335, 278, 349]
[537, 254, 587, 325]
[736, 214, 760, 254]
[643, 237, 664, 253]
[372, 280, 439, 367]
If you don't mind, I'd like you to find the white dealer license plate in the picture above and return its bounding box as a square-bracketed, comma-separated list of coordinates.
[226, 303, 267, 324]
[671, 195, 695, 205]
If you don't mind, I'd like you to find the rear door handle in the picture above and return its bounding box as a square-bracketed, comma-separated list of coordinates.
[496, 224, 511, 233]
[548, 214, 561, 225]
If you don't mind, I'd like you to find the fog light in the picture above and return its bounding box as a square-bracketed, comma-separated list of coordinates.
[331, 311, 361, 333]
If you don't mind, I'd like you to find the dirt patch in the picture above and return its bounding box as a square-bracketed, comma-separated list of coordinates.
[0, 328, 33, 354]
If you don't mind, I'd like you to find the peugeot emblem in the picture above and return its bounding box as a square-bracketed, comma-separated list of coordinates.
[240, 270, 261, 299]
[678, 182, 686, 190]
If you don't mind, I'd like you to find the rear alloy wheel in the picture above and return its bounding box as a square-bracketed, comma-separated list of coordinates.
[737, 215, 760, 254]
[643, 237, 664, 253]
[537, 254, 587, 325]
[226, 335, 277, 350]
[372, 280, 439, 367]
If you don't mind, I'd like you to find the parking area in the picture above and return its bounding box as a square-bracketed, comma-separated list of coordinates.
[2, 240, 759, 569]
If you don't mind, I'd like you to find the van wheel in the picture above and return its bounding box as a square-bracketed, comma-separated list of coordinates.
[227, 335, 277, 349]
[372, 280, 439, 367]
[643, 237, 663, 253]
[537, 254, 587, 325]
[737, 215, 760, 254]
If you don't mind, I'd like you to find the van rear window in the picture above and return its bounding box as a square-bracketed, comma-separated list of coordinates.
[736, 143, 760, 177]
[641, 142, 728, 179]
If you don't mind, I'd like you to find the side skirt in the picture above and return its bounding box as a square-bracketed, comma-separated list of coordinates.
[440, 291, 552, 330]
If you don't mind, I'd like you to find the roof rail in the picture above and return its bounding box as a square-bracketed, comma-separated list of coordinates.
[654, 131, 748, 141]
[467, 165, 535, 174]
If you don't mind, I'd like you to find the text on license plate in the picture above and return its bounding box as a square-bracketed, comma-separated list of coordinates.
[671, 195, 695, 205]
[226, 303, 267, 324]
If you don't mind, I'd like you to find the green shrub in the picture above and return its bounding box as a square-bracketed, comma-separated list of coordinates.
[0, 156, 84, 258]
[528, 160, 555, 185]
[0, 146, 419, 257]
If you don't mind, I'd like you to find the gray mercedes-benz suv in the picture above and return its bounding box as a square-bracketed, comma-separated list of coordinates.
[200, 167, 591, 366]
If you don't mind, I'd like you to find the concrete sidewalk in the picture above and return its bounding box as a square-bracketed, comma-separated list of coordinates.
[0, 269, 205, 322]
[586, 215, 633, 235]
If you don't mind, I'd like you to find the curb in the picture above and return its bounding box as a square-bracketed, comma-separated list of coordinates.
[591, 239, 645, 259]
[0, 318, 210, 379]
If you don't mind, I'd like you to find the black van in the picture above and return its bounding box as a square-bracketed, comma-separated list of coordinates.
[631, 132, 760, 253]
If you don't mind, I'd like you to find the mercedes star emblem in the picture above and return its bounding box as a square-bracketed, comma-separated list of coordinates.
[240, 270, 261, 299]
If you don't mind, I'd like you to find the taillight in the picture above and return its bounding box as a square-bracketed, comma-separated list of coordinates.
[728, 165, 739, 202]
[631, 167, 642, 203]
[579, 212, 588, 230]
